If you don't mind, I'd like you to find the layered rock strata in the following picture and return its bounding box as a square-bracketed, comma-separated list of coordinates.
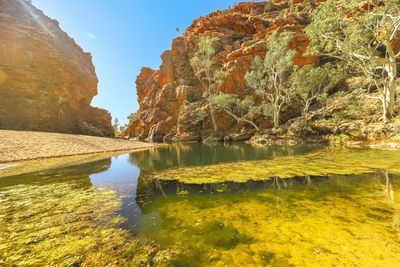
[0, 0, 114, 137]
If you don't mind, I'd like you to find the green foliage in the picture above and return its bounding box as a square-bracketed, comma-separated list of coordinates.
[305, 0, 400, 120]
[190, 36, 228, 131]
[119, 124, 127, 133]
[185, 80, 194, 86]
[300, 0, 312, 13]
[245, 39, 257, 47]
[291, 63, 345, 124]
[335, 91, 348, 98]
[220, 5, 233, 15]
[192, 109, 208, 126]
[245, 31, 297, 127]
[179, 100, 189, 113]
[278, 8, 288, 19]
[347, 100, 363, 118]
[317, 92, 328, 103]
[190, 36, 220, 82]
[333, 111, 349, 121]
[264, 2, 275, 13]
[211, 93, 264, 130]
[289, 0, 297, 13]
[351, 88, 367, 96]
[127, 112, 139, 126]
[112, 118, 119, 132]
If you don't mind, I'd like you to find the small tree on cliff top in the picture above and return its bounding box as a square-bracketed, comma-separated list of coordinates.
[190, 36, 228, 132]
[305, 0, 400, 122]
[245, 31, 297, 128]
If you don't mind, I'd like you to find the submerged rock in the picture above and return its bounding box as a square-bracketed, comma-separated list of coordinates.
[0, 0, 114, 137]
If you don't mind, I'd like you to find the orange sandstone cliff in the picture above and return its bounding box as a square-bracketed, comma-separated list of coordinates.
[126, 1, 318, 142]
[0, 0, 114, 137]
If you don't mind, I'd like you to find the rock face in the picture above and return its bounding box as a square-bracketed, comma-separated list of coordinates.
[0, 0, 114, 137]
[126, 0, 318, 142]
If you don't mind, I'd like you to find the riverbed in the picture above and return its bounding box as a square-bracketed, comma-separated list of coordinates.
[0, 143, 399, 266]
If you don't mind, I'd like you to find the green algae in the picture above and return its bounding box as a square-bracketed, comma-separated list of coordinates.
[140, 172, 400, 266]
[146, 148, 400, 184]
[2, 144, 400, 266]
[0, 180, 177, 266]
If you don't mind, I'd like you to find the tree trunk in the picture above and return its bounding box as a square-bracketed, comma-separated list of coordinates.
[383, 36, 397, 120]
[273, 102, 280, 128]
[382, 90, 389, 122]
[209, 100, 218, 132]
[302, 111, 307, 126]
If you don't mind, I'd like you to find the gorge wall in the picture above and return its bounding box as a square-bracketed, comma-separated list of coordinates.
[0, 0, 114, 137]
[126, 0, 319, 142]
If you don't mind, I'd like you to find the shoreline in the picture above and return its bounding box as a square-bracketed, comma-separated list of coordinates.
[0, 130, 161, 163]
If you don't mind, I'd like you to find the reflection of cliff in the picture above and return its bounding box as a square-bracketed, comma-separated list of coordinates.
[0, 0, 114, 136]
[129, 143, 322, 174]
[0, 158, 111, 188]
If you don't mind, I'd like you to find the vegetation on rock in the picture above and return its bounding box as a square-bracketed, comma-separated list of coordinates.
[245, 31, 297, 128]
[190, 36, 228, 132]
[305, 0, 400, 122]
[125, 0, 399, 144]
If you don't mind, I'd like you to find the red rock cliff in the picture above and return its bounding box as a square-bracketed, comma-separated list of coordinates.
[0, 0, 114, 137]
[127, 1, 319, 142]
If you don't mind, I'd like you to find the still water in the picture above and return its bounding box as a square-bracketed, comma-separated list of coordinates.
[0, 143, 399, 266]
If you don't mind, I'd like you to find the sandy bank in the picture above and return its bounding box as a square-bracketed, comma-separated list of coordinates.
[0, 130, 160, 163]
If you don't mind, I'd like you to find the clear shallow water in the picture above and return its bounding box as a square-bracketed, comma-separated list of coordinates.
[0, 143, 399, 266]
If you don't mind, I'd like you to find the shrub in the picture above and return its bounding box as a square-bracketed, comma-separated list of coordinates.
[179, 100, 189, 113]
[192, 109, 208, 126]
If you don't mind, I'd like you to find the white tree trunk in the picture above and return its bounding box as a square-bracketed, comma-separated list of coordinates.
[208, 101, 218, 132]
[273, 102, 280, 128]
[383, 34, 398, 120]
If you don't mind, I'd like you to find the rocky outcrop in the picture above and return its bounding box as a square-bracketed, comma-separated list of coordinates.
[0, 0, 114, 137]
[126, 0, 318, 142]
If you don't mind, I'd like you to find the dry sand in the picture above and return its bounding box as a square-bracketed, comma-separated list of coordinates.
[0, 130, 160, 163]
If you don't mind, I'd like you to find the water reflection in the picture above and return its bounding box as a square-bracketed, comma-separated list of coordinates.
[134, 171, 400, 266]
[129, 142, 324, 173]
[0, 158, 111, 189]
[1, 143, 400, 266]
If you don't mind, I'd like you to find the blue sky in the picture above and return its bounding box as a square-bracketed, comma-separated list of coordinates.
[32, 0, 237, 125]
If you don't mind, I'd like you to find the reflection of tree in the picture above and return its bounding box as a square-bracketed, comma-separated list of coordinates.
[129, 143, 323, 174]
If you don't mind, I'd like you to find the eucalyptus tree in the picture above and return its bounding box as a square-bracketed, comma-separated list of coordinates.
[290, 63, 345, 125]
[190, 36, 228, 132]
[211, 93, 271, 131]
[306, 0, 400, 122]
[245, 31, 297, 128]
